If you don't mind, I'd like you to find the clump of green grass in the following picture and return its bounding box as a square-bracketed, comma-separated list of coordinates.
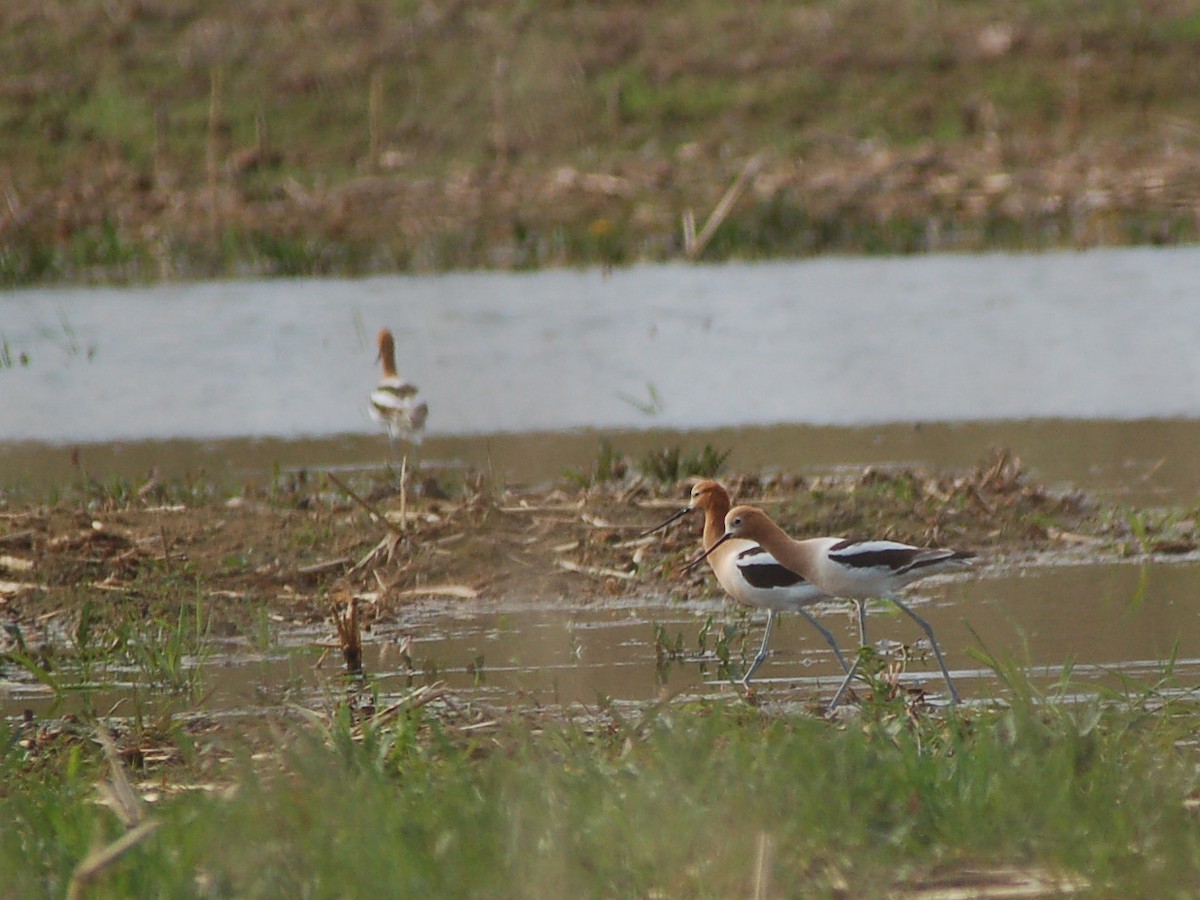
[2, 591, 213, 716]
[639, 443, 731, 484]
[615, 382, 664, 417]
[0, 335, 31, 369]
[118, 596, 213, 697]
[5, 667, 1200, 896]
[691, 611, 751, 682]
[567, 438, 731, 488]
[67, 219, 142, 281]
[563, 439, 627, 488]
[239, 231, 342, 277]
[651, 622, 686, 670]
[857, 466, 921, 502]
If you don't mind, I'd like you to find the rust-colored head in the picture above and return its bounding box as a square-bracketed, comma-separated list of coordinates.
[688, 480, 734, 549]
[639, 479, 732, 542]
[723, 505, 773, 540]
[687, 479, 731, 514]
[687, 504, 776, 571]
[376, 328, 397, 377]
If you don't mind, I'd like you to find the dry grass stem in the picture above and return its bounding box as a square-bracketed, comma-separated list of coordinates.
[65, 730, 162, 900]
[326, 471, 406, 538]
[331, 590, 363, 676]
[685, 153, 765, 259]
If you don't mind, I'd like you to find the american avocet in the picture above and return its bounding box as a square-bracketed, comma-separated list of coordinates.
[644, 480, 852, 685]
[370, 328, 428, 450]
[694, 505, 970, 708]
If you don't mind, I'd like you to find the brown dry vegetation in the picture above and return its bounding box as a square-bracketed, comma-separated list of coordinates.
[3, 1, 1200, 283]
[0, 451, 1174, 645]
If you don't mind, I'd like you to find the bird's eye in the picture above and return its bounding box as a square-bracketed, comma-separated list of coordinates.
[731, 516, 742, 527]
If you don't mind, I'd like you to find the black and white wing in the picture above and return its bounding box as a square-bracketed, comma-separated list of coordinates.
[828, 539, 971, 578]
[735, 545, 811, 589]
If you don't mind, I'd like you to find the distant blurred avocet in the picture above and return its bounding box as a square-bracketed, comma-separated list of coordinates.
[370, 328, 428, 449]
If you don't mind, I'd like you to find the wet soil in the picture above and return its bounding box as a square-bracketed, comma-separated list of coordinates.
[1, 449, 1181, 648]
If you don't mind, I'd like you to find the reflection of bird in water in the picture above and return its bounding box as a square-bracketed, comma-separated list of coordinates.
[696, 505, 971, 711]
[643, 480, 852, 687]
[370, 328, 428, 450]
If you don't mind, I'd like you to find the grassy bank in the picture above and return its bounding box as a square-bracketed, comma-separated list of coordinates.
[3, 0, 1200, 285]
[5, 681, 1200, 896]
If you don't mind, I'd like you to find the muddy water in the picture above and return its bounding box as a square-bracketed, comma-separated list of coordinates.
[8, 559, 1200, 719]
[5, 245, 1200, 716]
[376, 556, 1200, 705]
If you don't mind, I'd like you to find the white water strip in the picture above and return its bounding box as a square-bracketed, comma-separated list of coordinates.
[3, 245, 1200, 442]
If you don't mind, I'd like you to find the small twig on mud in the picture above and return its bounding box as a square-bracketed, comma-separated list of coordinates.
[295, 558, 352, 578]
[326, 472, 405, 538]
[158, 522, 172, 571]
[136, 470, 161, 500]
[498, 503, 584, 514]
[354, 683, 444, 738]
[372, 568, 390, 597]
[556, 559, 636, 581]
[349, 533, 404, 574]
[580, 513, 649, 532]
[395, 583, 479, 600]
[1142, 457, 1166, 481]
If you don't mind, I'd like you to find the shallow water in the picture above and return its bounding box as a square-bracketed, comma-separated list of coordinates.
[4, 246, 1200, 446]
[6, 558, 1200, 719]
[4, 246, 1200, 717]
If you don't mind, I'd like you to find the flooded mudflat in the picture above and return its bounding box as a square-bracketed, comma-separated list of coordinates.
[8, 555, 1200, 722]
[4, 246, 1200, 722]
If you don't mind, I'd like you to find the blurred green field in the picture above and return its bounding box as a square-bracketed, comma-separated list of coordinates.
[3, 0, 1200, 284]
[6, 676, 1200, 897]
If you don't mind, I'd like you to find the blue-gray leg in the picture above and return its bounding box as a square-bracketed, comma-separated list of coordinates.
[889, 595, 961, 705]
[741, 609, 777, 686]
[826, 654, 862, 712]
[742, 608, 853, 688]
[827, 595, 960, 711]
[824, 600, 872, 711]
[795, 608, 852, 674]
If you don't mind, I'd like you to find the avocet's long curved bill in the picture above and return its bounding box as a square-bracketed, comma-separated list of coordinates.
[637, 505, 693, 539]
[683, 531, 735, 572]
